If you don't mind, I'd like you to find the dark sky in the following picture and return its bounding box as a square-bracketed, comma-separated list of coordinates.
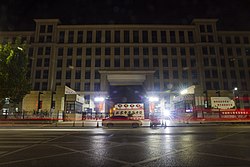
[1, 0, 250, 31]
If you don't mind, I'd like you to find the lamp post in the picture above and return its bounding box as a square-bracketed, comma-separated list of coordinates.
[233, 87, 238, 109]
[37, 91, 43, 113]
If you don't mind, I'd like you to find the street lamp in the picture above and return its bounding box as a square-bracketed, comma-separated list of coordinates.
[233, 87, 238, 108]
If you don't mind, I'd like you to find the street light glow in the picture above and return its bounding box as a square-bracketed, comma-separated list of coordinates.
[234, 87, 238, 91]
[94, 97, 105, 102]
[180, 89, 188, 95]
[148, 96, 159, 102]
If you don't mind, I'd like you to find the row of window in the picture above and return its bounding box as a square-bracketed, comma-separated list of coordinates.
[32, 46, 250, 58]
[56, 30, 194, 44]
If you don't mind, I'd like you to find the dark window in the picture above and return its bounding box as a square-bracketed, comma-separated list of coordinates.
[203, 58, 209, 66]
[87, 31, 92, 43]
[222, 70, 227, 78]
[229, 59, 235, 67]
[59, 31, 65, 43]
[180, 47, 186, 56]
[171, 48, 177, 55]
[67, 48, 73, 56]
[152, 47, 158, 55]
[95, 70, 100, 79]
[40, 25, 46, 33]
[134, 59, 139, 67]
[163, 70, 169, 79]
[162, 47, 168, 55]
[77, 48, 82, 56]
[47, 25, 53, 33]
[208, 35, 214, 42]
[230, 70, 236, 79]
[34, 82, 40, 90]
[212, 70, 218, 78]
[142, 31, 148, 43]
[227, 48, 233, 56]
[77, 31, 83, 43]
[95, 48, 101, 56]
[226, 36, 231, 44]
[173, 71, 178, 79]
[179, 31, 185, 43]
[58, 48, 63, 56]
[124, 31, 130, 43]
[188, 31, 194, 43]
[153, 58, 159, 67]
[245, 48, 250, 56]
[85, 71, 91, 79]
[161, 31, 167, 43]
[152, 31, 157, 43]
[236, 48, 242, 56]
[68, 31, 74, 43]
[170, 31, 176, 43]
[75, 83, 81, 91]
[42, 82, 47, 90]
[235, 36, 240, 44]
[221, 59, 225, 67]
[182, 70, 188, 79]
[44, 58, 50, 67]
[190, 47, 195, 56]
[181, 59, 187, 67]
[66, 59, 72, 67]
[94, 83, 100, 91]
[75, 70, 81, 79]
[115, 47, 120, 55]
[207, 25, 213, 32]
[85, 59, 91, 67]
[95, 59, 101, 67]
[57, 59, 62, 67]
[202, 47, 208, 55]
[172, 59, 177, 67]
[56, 71, 61, 79]
[76, 59, 81, 67]
[43, 70, 48, 79]
[114, 59, 120, 67]
[114, 31, 120, 43]
[66, 70, 71, 79]
[124, 59, 130, 67]
[124, 47, 130, 55]
[86, 48, 92, 56]
[84, 83, 90, 91]
[45, 47, 51, 55]
[133, 31, 139, 43]
[38, 47, 43, 55]
[219, 47, 224, 55]
[105, 48, 110, 55]
[35, 70, 41, 79]
[105, 31, 111, 43]
[96, 31, 102, 43]
[201, 35, 206, 42]
[238, 59, 244, 67]
[206, 82, 212, 90]
[134, 47, 139, 56]
[243, 37, 249, 44]
[191, 59, 196, 67]
[205, 70, 210, 78]
[105, 59, 110, 67]
[191, 70, 198, 79]
[162, 58, 168, 67]
[36, 58, 42, 67]
[143, 48, 148, 55]
[143, 58, 149, 67]
[240, 70, 246, 79]
[200, 25, 205, 32]
[209, 47, 215, 55]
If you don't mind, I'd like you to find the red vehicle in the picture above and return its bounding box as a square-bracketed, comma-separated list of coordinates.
[102, 116, 142, 128]
[149, 113, 161, 127]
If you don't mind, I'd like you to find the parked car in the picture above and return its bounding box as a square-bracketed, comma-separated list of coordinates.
[102, 116, 142, 128]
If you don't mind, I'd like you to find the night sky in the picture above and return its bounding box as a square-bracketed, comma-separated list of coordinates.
[1, 0, 250, 31]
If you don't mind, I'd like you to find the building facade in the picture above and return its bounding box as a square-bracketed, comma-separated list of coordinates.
[1, 18, 250, 117]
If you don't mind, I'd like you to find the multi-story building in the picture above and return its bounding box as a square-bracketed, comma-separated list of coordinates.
[1, 18, 250, 118]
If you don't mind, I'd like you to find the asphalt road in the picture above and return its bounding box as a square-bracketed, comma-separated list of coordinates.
[0, 126, 250, 167]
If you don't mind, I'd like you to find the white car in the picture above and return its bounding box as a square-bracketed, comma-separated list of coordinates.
[102, 116, 142, 128]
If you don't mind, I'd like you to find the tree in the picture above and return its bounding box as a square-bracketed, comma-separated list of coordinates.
[0, 38, 31, 110]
